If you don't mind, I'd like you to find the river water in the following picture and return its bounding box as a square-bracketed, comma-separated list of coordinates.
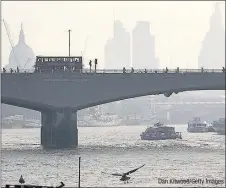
[1, 125, 225, 187]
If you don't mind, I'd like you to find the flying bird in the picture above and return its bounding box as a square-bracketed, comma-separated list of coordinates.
[102, 164, 145, 183]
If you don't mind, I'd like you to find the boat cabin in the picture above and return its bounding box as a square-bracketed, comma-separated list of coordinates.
[144, 126, 177, 137]
[34, 56, 83, 73]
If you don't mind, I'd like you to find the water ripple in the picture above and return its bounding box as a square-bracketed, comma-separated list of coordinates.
[1, 125, 225, 187]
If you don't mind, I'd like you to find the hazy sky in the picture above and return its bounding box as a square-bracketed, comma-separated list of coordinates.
[1, 1, 225, 69]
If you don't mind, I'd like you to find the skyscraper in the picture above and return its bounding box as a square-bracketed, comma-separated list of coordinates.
[104, 20, 131, 69]
[132, 21, 159, 69]
[198, 3, 225, 69]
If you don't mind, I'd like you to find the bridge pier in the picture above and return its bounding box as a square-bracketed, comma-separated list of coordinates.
[41, 108, 78, 149]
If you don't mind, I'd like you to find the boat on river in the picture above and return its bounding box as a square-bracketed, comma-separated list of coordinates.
[140, 122, 182, 140]
[4, 175, 65, 188]
[212, 118, 225, 135]
[187, 117, 208, 133]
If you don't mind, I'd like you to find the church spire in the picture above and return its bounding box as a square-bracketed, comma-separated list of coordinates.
[18, 23, 25, 44]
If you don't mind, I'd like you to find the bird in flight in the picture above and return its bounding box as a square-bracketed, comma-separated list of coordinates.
[102, 164, 145, 183]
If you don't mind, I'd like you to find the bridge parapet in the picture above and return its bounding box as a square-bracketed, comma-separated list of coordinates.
[1, 68, 225, 74]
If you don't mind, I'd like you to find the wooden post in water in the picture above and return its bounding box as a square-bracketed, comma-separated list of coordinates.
[78, 156, 81, 188]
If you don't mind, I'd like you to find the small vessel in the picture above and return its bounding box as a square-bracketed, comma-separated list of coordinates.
[187, 117, 208, 133]
[140, 122, 182, 140]
[5, 182, 65, 188]
[5, 175, 65, 188]
[211, 118, 225, 135]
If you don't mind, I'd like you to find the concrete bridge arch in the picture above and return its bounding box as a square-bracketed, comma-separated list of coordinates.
[1, 70, 225, 148]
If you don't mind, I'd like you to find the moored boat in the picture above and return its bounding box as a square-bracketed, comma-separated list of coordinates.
[187, 117, 208, 133]
[207, 125, 215, 132]
[212, 118, 225, 135]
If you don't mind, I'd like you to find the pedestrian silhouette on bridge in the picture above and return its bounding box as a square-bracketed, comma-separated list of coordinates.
[165, 67, 168, 73]
[123, 67, 126, 73]
[89, 60, 92, 73]
[201, 67, 204, 72]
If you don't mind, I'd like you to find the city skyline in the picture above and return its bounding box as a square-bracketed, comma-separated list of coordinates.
[198, 2, 225, 69]
[104, 20, 131, 69]
[132, 21, 159, 69]
[1, 1, 225, 69]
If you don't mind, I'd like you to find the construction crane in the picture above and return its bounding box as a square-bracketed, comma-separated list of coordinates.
[23, 58, 30, 69]
[2, 19, 20, 68]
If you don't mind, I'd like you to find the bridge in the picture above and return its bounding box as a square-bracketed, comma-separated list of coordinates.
[1, 68, 225, 148]
[153, 101, 225, 105]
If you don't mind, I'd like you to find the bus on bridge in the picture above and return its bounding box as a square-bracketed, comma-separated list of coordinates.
[34, 56, 83, 73]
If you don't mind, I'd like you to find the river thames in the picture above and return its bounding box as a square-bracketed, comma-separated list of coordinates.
[1, 125, 225, 187]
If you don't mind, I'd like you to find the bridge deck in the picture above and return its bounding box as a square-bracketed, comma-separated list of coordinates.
[1, 68, 225, 74]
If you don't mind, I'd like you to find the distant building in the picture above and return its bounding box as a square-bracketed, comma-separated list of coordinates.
[104, 20, 131, 69]
[5, 24, 35, 70]
[198, 3, 225, 69]
[132, 21, 159, 69]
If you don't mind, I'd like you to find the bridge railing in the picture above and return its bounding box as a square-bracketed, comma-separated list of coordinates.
[89, 68, 223, 74]
[154, 101, 225, 105]
[1, 68, 224, 74]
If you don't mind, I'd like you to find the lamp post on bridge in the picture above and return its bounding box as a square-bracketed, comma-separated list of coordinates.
[94, 58, 98, 73]
[68, 29, 71, 57]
